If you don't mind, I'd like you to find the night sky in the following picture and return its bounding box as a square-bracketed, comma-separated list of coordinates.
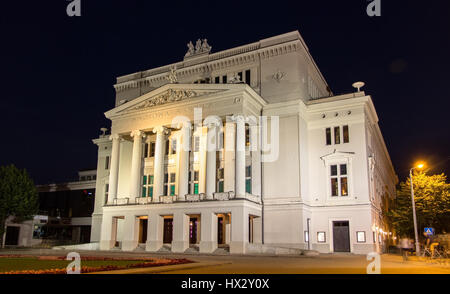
[1, 0, 449, 184]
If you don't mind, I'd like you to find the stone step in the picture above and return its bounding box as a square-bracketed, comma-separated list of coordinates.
[213, 247, 230, 255]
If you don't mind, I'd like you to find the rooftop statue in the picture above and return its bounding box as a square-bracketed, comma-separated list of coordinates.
[185, 38, 212, 58]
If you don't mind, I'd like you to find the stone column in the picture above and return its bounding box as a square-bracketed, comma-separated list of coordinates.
[198, 126, 207, 194]
[235, 116, 246, 197]
[206, 121, 219, 197]
[172, 212, 190, 252]
[108, 134, 121, 204]
[130, 130, 145, 200]
[199, 211, 218, 253]
[152, 126, 167, 202]
[146, 212, 163, 251]
[177, 123, 191, 201]
[224, 121, 236, 192]
[250, 118, 261, 196]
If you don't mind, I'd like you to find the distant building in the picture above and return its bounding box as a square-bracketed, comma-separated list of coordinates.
[2, 170, 96, 247]
[91, 31, 397, 254]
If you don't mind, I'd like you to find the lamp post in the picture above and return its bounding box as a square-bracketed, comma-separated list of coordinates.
[409, 162, 424, 256]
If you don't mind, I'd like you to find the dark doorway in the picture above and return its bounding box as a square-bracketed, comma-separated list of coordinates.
[139, 219, 148, 244]
[333, 221, 350, 252]
[189, 218, 198, 244]
[163, 218, 173, 244]
[218, 217, 224, 244]
[5, 226, 20, 246]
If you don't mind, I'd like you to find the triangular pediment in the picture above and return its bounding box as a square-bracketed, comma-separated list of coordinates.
[105, 84, 233, 118]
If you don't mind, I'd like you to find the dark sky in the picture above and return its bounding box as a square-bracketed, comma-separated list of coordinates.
[1, 0, 449, 184]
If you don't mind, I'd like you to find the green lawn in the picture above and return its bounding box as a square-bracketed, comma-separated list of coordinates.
[0, 258, 147, 272]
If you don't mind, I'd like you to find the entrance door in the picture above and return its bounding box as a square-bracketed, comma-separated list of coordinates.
[163, 218, 173, 244]
[217, 217, 224, 244]
[139, 219, 148, 244]
[189, 218, 198, 244]
[5, 226, 20, 246]
[333, 221, 350, 252]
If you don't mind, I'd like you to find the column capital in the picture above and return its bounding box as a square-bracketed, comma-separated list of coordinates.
[228, 114, 246, 124]
[109, 134, 121, 141]
[130, 130, 146, 138]
[152, 126, 169, 135]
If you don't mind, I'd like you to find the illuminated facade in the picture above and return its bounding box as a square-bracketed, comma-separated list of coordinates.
[90, 31, 397, 254]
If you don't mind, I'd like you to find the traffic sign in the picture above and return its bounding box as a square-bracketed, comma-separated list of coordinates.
[424, 227, 434, 236]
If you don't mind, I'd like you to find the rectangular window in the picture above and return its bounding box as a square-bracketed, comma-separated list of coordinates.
[334, 126, 340, 144]
[330, 164, 349, 197]
[165, 139, 169, 155]
[245, 125, 250, 146]
[217, 168, 224, 192]
[326, 128, 331, 145]
[194, 136, 200, 152]
[144, 143, 149, 158]
[222, 75, 227, 84]
[317, 232, 326, 243]
[245, 179, 252, 194]
[104, 184, 109, 204]
[215, 76, 220, 84]
[170, 173, 176, 183]
[149, 187, 153, 198]
[343, 125, 349, 143]
[357, 231, 366, 243]
[170, 185, 175, 196]
[245, 69, 251, 86]
[142, 186, 147, 198]
[171, 139, 177, 155]
[142, 175, 153, 198]
[150, 142, 155, 157]
[105, 156, 110, 170]
[194, 171, 199, 181]
[194, 183, 199, 194]
[163, 173, 168, 195]
[238, 72, 243, 82]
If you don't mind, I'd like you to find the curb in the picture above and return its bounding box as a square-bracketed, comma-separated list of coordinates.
[87, 261, 231, 274]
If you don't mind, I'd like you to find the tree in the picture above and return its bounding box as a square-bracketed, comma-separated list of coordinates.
[0, 165, 38, 247]
[387, 171, 450, 238]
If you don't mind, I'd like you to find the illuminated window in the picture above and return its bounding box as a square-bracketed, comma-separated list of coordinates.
[343, 125, 349, 143]
[104, 184, 109, 204]
[357, 231, 366, 243]
[217, 168, 224, 192]
[142, 175, 154, 198]
[330, 164, 348, 196]
[334, 127, 340, 144]
[317, 232, 326, 243]
[245, 125, 250, 146]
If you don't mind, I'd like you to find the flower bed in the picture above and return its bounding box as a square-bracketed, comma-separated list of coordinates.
[0, 256, 191, 274]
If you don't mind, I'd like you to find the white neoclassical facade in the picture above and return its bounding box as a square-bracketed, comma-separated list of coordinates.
[90, 31, 397, 254]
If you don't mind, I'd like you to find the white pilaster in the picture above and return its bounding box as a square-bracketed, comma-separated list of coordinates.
[230, 207, 248, 254]
[146, 212, 163, 251]
[152, 126, 167, 201]
[108, 134, 121, 204]
[172, 212, 190, 252]
[235, 116, 246, 197]
[130, 130, 145, 199]
[122, 214, 139, 251]
[199, 212, 218, 253]
[177, 123, 191, 200]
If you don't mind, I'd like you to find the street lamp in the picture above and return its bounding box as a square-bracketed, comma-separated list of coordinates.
[410, 162, 425, 256]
